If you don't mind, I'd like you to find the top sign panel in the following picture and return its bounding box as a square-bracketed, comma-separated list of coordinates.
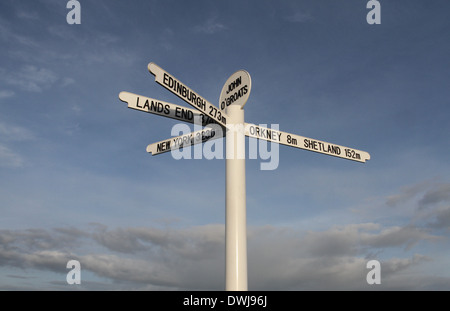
[148, 63, 228, 127]
[219, 70, 251, 112]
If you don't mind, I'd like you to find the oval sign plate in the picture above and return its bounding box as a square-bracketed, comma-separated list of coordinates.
[219, 70, 251, 111]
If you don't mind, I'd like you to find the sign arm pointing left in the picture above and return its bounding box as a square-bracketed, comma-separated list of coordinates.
[119, 91, 222, 127]
[146, 126, 224, 156]
[148, 63, 228, 127]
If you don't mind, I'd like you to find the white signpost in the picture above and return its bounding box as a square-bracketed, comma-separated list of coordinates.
[119, 63, 370, 291]
[219, 71, 250, 291]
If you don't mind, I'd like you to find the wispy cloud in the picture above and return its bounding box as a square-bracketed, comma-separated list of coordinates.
[0, 17, 39, 48]
[0, 144, 24, 168]
[386, 180, 438, 208]
[0, 90, 15, 100]
[193, 16, 226, 34]
[0, 122, 35, 141]
[419, 183, 450, 209]
[0, 65, 58, 92]
[0, 122, 34, 168]
[427, 206, 450, 229]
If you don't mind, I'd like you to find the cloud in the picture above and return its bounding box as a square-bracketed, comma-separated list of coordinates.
[0, 222, 442, 290]
[427, 206, 450, 229]
[0, 17, 39, 48]
[1, 65, 58, 92]
[0, 90, 15, 100]
[0, 122, 34, 168]
[61, 77, 75, 87]
[362, 225, 438, 250]
[386, 180, 433, 207]
[0, 122, 35, 141]
[385, 180, 450, 213]
[293, 223, 436, 258]
[419, 183, 450, 209]
[193, 16, 226, 34]
[0, 144, 24, 168]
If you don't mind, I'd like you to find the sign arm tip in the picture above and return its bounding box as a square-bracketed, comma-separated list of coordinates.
[146, 145, 153, 154]
[118, 91, 130, 103]
[148, 62, 158, 76]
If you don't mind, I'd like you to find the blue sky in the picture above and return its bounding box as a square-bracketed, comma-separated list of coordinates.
[0, 0, 449, 290]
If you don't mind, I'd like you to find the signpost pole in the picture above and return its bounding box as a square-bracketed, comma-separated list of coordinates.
[225, 105, 247, 291]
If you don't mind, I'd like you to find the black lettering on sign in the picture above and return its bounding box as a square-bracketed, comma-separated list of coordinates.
[156, 141, 170, 153]
[249, 125, 255, 136]
[175, 107, 181, 118]
[201, 114, 217, 126]
[151, 101, 162, 113]
[175, 107, 194, 121]
[227, 77, 242, 95]
[223, 85, 249, 108]
[328, 145, 341, 155]
[345, 148, 361, 160]
[304, 139, 315, 149]
[163, 73, 171, 88]
[287, 135, 297, 145]
[182, 109, 193, 121]
[135, 96, 169, 115]
[143, 100, 150, 110]
[318, 142, 324, 152]
[136, 96, 142, 108]
[163, 73, 207, 112]
[304, 138, 342, 155]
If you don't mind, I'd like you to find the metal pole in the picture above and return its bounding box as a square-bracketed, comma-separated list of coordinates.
[225, 105, 247, 291]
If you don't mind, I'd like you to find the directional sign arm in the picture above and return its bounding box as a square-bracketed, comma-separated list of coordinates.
[146, 126, 224, 156]
[148, 63, 228, 127]
[245, 123, 371, 163]
[119, 91, 221, 127]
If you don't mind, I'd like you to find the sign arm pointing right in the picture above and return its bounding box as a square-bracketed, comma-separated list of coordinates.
[245, 123, 370, 163]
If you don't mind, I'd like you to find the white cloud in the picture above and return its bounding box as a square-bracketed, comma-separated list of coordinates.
[0, 90, 15, 99]
[1, 65, 58, 92]
[61, 77, 75, 87]
[0, 122, 34, 141]
[193, 17, 226, 34]
[0, 144, 24, 168]
[0, 17, 39, 48]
